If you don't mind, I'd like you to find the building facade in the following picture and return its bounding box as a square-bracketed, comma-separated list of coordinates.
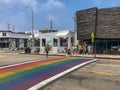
[76, 7, 120, 54]
[0, 31, 30, 49]
[38, 30, 74, 53]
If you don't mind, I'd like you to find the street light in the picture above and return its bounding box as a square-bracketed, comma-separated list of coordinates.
[26, 6, 34, 52]
[73, 13, 78, 47]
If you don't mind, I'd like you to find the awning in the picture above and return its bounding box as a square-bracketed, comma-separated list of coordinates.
[55, 30, 69, 37]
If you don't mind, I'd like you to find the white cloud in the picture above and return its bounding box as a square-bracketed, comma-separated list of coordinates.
[20, 0, 40, 12]
[0, 0, 65, 31]
[44, 0, 65, 9]
[40, 0, 65, 25]
[36, 0, 65, 13]
[0, 0, 14, 4]
[0, 0, 65, 12]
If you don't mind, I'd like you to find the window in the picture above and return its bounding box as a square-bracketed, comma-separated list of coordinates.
[71, 37, 74, 46]
[2, 32, 6, 36]
[42, 39, 46, 46]
[53, 38, 58, 47]
[60, 38, 68, 47]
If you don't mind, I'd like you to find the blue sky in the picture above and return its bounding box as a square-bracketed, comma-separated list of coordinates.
[0, 0, 120, 32]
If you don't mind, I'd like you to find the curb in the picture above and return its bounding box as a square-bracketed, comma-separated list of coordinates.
[95, 57, 120, 60]
[19, 53, 66, 57]
[71, 55, 120, 60]
[19, 53, 120, 60]
[28, 59, 98, 90]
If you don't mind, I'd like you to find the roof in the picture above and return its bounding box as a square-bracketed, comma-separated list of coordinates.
[55, 30, 70, 37]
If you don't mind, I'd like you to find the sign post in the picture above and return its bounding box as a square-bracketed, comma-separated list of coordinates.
[91, 32, 96, 57]
[91, 32, 94, 43]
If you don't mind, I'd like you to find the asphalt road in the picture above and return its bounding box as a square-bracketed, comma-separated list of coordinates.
[0, 52, 57, 67]
[43, 59, 120, 90]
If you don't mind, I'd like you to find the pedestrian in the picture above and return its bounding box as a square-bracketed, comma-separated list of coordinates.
[44, 45, 50, 58]
[87, 45, 92, 55]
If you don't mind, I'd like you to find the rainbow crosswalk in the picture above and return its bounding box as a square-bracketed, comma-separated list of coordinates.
[0, 57, 91, 90]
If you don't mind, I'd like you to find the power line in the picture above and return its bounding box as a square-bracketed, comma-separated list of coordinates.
[7, 23, 11, 31]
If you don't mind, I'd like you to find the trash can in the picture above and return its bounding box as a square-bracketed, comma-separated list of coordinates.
[24, 48, 27, 53]
[27, 47, 31, 53]
[24, 47, 31, 53]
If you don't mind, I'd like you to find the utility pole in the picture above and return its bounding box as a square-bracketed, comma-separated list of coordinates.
[26, 6, 34, 52]
[7, 23, 11, 31]
[50, 19, 53, 31]
[13, 25, 15, 32]
[73, 13, 78, 47]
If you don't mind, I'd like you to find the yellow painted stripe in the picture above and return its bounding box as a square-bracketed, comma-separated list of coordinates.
[0, 58, 74, 79]
[80, 70, 119, 76]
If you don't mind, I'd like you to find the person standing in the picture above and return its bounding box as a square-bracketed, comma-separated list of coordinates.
[87, 45, 92, 55]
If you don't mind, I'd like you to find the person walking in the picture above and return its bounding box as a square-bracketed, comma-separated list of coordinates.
[44, 45, 50, 58]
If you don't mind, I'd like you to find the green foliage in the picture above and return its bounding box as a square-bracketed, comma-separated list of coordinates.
[41, 30, 49, 33]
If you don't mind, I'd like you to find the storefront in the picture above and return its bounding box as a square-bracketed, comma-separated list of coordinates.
[76, 7, 120, 55]
[95, 39, 120, 54]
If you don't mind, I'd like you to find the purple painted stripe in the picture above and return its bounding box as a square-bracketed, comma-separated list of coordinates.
[10, 60, 88, 90]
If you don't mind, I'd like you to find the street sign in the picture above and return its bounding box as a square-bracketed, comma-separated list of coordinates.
[91, 32, 94, 42]
[32, 34, 34, 39]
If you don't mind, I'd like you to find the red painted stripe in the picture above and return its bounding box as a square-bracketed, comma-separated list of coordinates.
[0, 57, 66, 73]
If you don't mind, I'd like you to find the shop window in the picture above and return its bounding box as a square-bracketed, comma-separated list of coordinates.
[53, 38, 58, 47]
[60, 38, 67, 47]
[42, 39, 46, 46]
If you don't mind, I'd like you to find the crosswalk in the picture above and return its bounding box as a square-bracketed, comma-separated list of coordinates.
[0, 57, 95, 90]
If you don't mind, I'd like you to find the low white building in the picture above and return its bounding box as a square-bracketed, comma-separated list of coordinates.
[0, 31, 30, 49]
[39, 32, 57, 53]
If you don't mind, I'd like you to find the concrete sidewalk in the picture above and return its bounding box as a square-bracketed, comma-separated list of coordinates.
[1, 49, 120, 60]
[71, 54, 120, 60]
[34, 52, 120, 60]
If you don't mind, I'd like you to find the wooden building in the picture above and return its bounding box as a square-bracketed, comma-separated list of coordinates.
[76, 7, 120, 54]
